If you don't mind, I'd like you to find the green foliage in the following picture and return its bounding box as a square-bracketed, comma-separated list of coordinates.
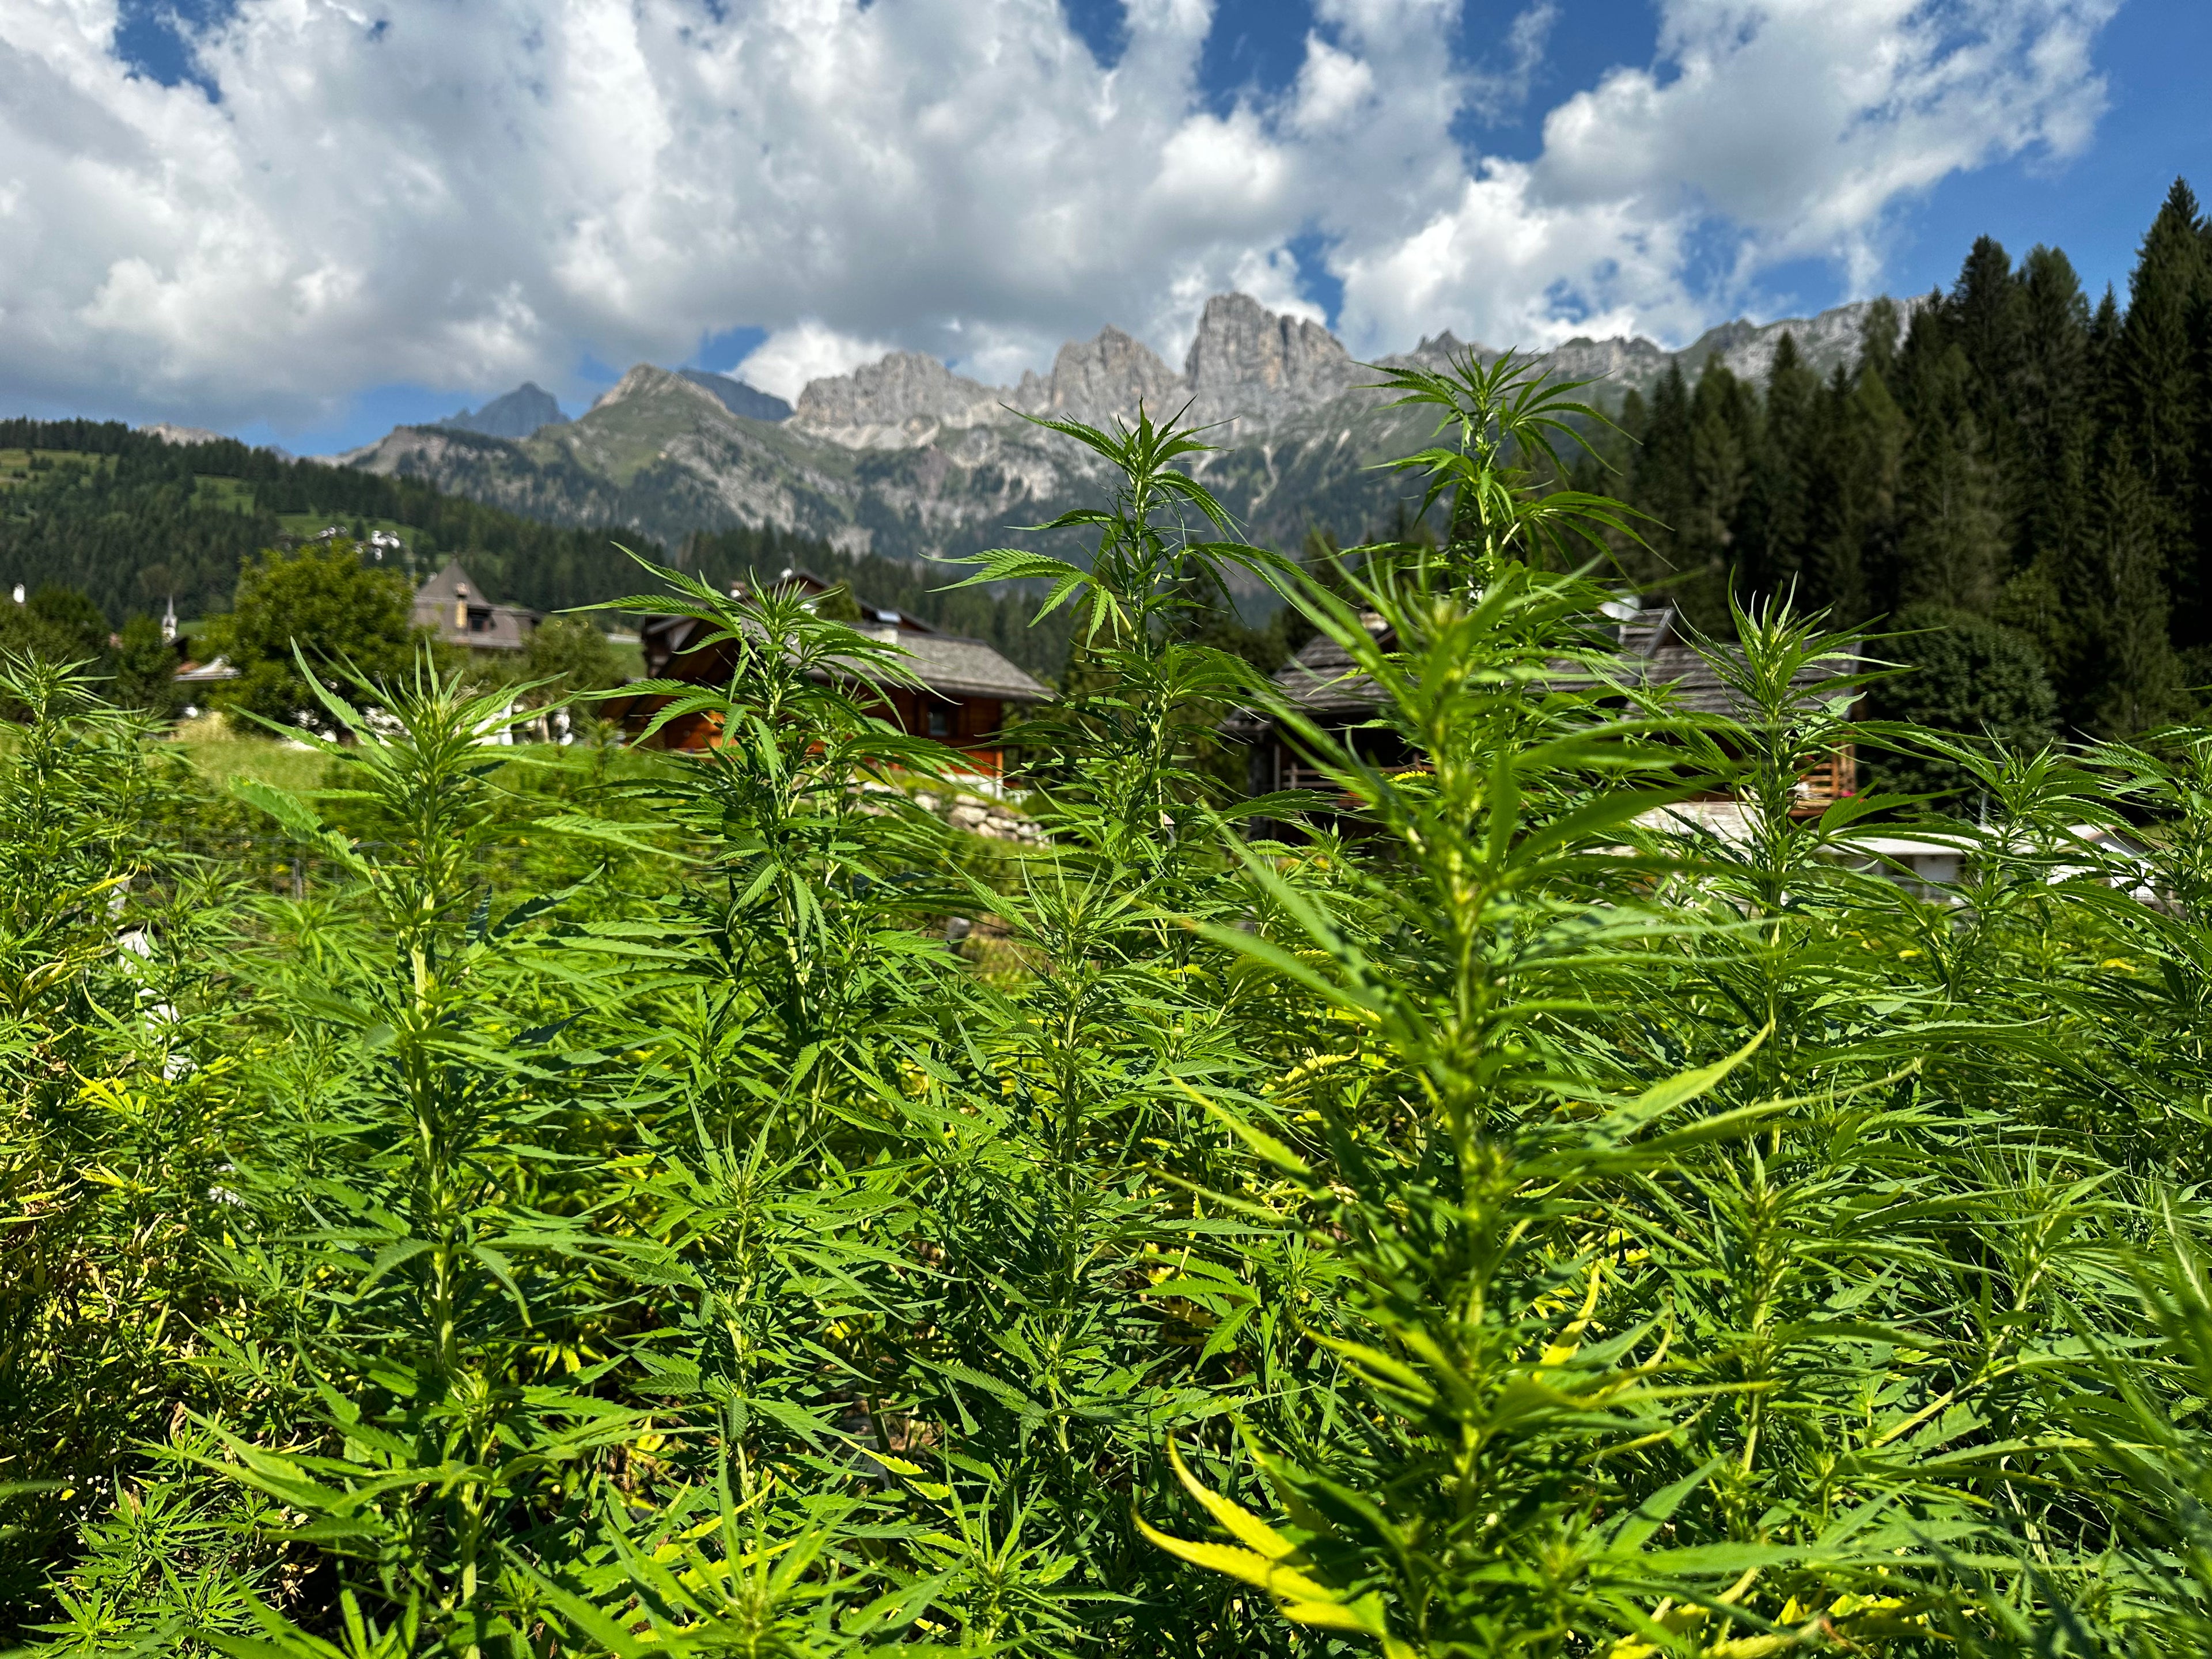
[1866, 605, 2058, 800]
[515, 615, 623, 703]
[0, 584, 109, 668]
[211, 540, 422, 732]
[3, 359, 2212, 1659]
[111, 613, 184, 719]
[0, 419, 675, 627]
[1624, 180, 2212, 742]
[680, 525, 1078, 683]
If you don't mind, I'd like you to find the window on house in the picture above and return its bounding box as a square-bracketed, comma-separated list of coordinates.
[926, 704, 956, 738]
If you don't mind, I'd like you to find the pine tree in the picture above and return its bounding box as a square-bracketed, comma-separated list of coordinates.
[1685, 363, 1759, 620]
[1858, 296, 1903, 383]
[1946, 236, 2031, 552]
[1627, 365, 1703, 613]
[2192, 209, 2212, 634]
[1794, 366, 1854, 616]
[2116, 179, 2207, 641]
[1747, 331, 1817, 602]
[1896, 336, 2008, 615]
[1824, 357, 1908, 624]
[2088, 442, 2186, 735]
[1999, 246, 2097, 717]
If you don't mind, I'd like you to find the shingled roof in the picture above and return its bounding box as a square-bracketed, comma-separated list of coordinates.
[637, 612, 1050, 705]
[883, 631, 1053, 701]
[1263, 603, 1853, 720]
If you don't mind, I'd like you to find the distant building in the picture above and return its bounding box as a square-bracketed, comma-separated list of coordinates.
[1235, 600, 1858, 817]
[608, 569, 1049, 782]
[412, 559, 540, 652]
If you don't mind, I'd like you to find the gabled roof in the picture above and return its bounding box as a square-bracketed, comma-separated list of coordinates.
[1611, 604, 1856, 716]
[763, 567, 941, 637]
[412, 559, 540, 651]
[1270, 612, 1395, 717]
[886, 632, 1051, 701]
[415, 558, 481, 601]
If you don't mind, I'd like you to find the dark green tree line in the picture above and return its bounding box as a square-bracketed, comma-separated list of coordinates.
[1613, 178, 2212, 741]
[0, 423, 665, 624]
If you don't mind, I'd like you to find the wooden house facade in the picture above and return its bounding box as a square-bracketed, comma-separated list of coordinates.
[613, 573, 1050, 781]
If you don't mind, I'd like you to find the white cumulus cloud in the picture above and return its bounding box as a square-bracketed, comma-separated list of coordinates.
[736, 323, 900, 404]
[0, 0, 2119, 431]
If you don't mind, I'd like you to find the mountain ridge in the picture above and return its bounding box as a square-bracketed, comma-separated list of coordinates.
[333, 293, 1892, 569]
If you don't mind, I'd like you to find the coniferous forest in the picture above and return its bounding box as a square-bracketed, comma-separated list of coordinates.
[1601, 179, 2212, 749]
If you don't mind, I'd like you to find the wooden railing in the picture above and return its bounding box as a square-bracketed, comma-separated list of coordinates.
[1791, 745, 1857, 815]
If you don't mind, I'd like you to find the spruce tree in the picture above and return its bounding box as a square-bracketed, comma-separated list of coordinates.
[1817, 362, 1907, 626]
[1684, 363, 1758, 624]
[1947, 236, 2031, 552]
[2115, 179, 2206, 641]
[2192, 204, 2212, 633]
[1896, 338, 2008, 615]
[1627, 365, 1702, 613]
[1796, 366, 1854, 616]
[2088, 442, 2186, 735]
[1747, 331, 1817, 603]
[1858, 296, 1903, 382]
[2000, 246, 2097, 719]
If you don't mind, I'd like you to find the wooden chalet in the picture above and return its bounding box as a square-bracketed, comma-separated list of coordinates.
[1237, 602, 1858, 816]
[613, 571, 1051, 782]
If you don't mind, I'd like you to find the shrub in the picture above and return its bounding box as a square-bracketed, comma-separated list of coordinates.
[1868, 603, 2058, 801]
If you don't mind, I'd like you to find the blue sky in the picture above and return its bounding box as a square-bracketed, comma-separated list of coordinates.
[3, 0, 2199, 453]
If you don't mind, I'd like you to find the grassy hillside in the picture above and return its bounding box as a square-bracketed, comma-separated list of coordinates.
[0, 419, 1073, 678]
[0, 418, 664, 623]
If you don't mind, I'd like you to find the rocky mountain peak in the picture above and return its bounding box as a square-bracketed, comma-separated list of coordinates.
[1012, 325, 1185, 427]
[142, 422, 226, 446]
[679, 369, 791, 422]
[1183, 293, 1359, 430]
[1680, 297, 1905, 387]
[589, 363, 729, 418]
[441, 381, 568, 440]
[792, 351, 1003, 446]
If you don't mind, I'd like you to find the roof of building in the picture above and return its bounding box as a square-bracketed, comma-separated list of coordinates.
[412, 559, 540, 652]
[639, 610, 1048, 704]
[886, 631, 1051, 701]
[767, 567, 941, 637]
[1262, 602, 1854, 722]
[1270, 613, 1395, 717]
[415, 558, 479, 601]
[1611, 604, 1857, 715]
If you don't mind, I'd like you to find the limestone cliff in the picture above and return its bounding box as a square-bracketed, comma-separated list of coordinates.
[791, 353, 1002, 447]
[1182, 293, 1360, 433]
[1012, 327, 1185, 427]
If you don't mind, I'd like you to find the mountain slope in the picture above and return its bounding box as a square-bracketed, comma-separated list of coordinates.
[335, 294, 1892, 567]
